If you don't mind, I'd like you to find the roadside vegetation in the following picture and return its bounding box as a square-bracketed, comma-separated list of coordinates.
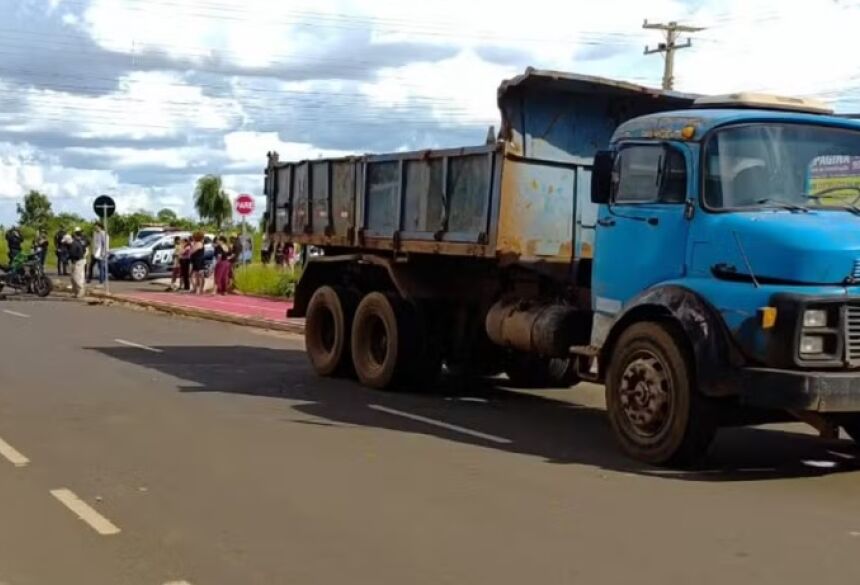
[1, 182, 265, 268]
[233, 264, 301, 298]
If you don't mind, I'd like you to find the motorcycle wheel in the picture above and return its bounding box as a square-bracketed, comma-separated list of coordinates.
[32, 275, 52, 297]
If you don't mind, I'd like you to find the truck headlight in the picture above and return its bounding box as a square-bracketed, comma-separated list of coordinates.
[802, 309, 828, 328]
[800, 335, 825, 355]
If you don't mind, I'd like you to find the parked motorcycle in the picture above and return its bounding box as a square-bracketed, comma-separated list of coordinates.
[0, 251, 53, 297]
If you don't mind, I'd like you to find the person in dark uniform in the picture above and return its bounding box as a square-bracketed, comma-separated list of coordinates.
[5, 225, 23, 266]
[55, 229, 69, 275]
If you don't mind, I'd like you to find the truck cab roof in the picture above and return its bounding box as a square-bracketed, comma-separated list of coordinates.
[611, 108, 860, 144]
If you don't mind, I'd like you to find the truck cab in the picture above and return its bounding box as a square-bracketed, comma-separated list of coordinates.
[588, 94, 860, 464]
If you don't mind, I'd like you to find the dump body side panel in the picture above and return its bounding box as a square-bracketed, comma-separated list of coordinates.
[493, 70, 697, 268]
[266, 156, 360, 248]
[359, 146, 499, 256]
[264, 70, 697, 266]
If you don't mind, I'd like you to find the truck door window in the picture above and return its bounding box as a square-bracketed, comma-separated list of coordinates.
[613, 145, 687, 204]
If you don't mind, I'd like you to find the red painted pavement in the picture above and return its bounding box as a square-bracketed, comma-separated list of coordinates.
[124, 291, 295, 323]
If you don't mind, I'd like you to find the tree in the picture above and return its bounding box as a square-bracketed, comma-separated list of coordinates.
[194, 175, 232, 230]
[157, 208, 177, 223]
[17, 190, 53, 229]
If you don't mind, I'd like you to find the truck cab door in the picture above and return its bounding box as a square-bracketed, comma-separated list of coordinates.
[592, 142, 691, 324]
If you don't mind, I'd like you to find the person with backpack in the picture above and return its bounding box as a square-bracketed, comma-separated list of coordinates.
[64, 232, 87, 298]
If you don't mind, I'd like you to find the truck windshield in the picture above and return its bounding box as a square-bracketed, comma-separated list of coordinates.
[704, 123, 860, 211]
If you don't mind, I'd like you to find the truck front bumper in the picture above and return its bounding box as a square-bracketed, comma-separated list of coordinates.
[741, 368, 860, 412]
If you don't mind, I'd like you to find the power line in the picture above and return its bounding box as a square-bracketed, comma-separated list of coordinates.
[54, 0, 650, 47]
[643, 20, 705, 90]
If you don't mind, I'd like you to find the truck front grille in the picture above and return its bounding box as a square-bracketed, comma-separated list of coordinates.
[845, 304, 860, 365]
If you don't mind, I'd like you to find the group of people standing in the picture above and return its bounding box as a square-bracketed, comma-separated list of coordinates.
[4, 226, 49, 267]
[260, 236, 300, 269]
[3, 224, 107, 299]
[168, 232, 244, 296]
[57, 224, 107, 298]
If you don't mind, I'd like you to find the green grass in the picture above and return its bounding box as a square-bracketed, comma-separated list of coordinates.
[233, 264, 301, 298]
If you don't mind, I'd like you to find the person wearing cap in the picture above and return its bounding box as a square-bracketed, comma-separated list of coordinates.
[66, 231, 87, 298]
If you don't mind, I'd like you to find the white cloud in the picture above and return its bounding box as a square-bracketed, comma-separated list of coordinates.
[64, 145, 213, 170]
[223, 131, 352, 167]
[360, 50, 513, 126]
[4, 0, 860, 227]
[677, 0, 860, 107]
[81, 0, 348, 69]
[3, 71, 242, 140]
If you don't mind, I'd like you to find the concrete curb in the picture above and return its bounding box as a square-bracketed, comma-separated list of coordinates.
[88, 290, 305, 335]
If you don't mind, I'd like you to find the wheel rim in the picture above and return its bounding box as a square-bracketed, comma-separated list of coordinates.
[132, 264, 147, 280]
[367, 315, 389, 368]
[618, 350, 673, 440]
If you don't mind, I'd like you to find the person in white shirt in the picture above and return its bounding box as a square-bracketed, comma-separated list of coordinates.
[87, 223, 107, 284]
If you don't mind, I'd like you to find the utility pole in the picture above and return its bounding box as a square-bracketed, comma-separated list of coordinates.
[643, 20, 705, 90]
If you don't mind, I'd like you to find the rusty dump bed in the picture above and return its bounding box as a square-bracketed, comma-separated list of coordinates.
[264, 69, 695, 266]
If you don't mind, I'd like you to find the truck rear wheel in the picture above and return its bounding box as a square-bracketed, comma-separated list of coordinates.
[605, 322, 716, 467]
[305, 286, 357, 377]
[351, 292, 405, 390]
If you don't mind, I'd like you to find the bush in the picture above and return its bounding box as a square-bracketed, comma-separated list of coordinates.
[233, 264, 301, 298]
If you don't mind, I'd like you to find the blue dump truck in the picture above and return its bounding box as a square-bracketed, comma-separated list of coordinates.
[264, 68, 860, 466]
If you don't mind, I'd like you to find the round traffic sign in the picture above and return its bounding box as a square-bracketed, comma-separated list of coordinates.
[93, 194, 117, 218]
[235, 194, 255, 216]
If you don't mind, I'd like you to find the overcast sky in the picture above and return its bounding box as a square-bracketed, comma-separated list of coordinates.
[1, 0, 859, 226]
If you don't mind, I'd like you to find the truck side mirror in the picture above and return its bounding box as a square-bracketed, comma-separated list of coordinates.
[591, 150, 614, 204]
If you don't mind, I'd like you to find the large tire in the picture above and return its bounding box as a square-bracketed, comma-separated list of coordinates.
[305, 286, 357, 377]
[605, 321, 716, 467]
[350, 292, 442, 391]
[506, 354, 579, 388]
[351, 292, 403, 389]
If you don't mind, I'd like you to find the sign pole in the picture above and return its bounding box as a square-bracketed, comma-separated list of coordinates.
[92, 195, 116, 294]
[235, 194, 255, 265]
[103, 205, 109, 294]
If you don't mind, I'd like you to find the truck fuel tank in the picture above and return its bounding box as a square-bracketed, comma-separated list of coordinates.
[485, 298, 589, 357]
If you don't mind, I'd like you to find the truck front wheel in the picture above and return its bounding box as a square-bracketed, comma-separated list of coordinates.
[305, 286, 357, 377]
[605, 322, 716, 467]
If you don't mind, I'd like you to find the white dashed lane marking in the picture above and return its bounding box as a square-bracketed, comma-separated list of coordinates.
[368, 405, 511, 444]
[114, 339, 163, 353]
[0, 436, 29, 467]
[49, 488, 121, 536]
[2, 310, 30, 319]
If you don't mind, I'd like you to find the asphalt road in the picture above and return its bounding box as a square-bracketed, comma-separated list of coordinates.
[2, 298, 860, 585]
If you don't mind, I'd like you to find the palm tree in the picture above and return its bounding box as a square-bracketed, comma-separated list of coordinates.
[194, 175, 232, 229]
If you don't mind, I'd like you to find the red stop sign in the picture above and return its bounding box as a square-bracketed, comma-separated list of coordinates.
[235, 194, 255, 216]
